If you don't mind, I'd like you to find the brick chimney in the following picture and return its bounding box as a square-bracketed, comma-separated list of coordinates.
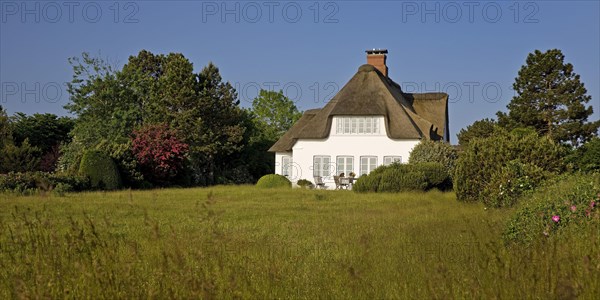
[366, 49, 388, 77]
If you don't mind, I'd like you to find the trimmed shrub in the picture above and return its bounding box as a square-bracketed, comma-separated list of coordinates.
[79, 150, 122, 190]
[454, 127, 565, 206]
[504, 173, 600, 244]
[256, 174, 291, 188]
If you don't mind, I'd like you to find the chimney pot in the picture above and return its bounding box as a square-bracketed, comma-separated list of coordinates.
[365, 49, 388, 77]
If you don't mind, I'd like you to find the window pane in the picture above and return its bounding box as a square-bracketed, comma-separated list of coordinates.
[358, 118, 364, 133]
[365, 118, 372, 133]
[351, 119, 357, 133]
[373, 118, 379, 133]
[282, 156, 291, 176]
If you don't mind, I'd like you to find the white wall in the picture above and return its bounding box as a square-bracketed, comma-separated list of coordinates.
[274, 152, 292, 176]
[277, 116, 420, 188]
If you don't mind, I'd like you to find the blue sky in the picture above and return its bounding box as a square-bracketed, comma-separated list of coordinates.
[1, 0, 599, 143]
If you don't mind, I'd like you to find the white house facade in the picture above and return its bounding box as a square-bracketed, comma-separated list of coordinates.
[270, 50, 449, 189]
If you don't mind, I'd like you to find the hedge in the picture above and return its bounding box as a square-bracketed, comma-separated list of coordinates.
[353, 162, 451, 193]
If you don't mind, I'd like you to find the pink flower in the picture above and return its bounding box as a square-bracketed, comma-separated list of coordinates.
[591, 201, 596, 209]
[552, 215, 560, 223]
[570, 205, 577, 212]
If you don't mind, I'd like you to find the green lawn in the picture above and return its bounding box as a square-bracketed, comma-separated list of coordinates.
[0, 187, 598, 299]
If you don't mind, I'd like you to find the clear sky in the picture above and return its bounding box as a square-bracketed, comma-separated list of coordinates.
[1, 0, 599, 143]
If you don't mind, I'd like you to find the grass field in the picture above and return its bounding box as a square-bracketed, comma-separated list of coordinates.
[1, 186, 598, 299]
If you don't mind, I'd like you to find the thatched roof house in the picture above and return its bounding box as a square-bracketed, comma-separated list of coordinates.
[270, 49, 449, 187]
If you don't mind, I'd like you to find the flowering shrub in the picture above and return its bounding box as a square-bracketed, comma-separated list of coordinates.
[504, 173, 600, 244]
[481, 160, 547, 208]
[131, 124, 189, 186]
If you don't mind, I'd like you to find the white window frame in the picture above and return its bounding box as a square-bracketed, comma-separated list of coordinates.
[313, 155, 331, 178]
[282, 156, 292, 177]
[383, 156, 402, 166]
[360, 156, 378, 176]
[336, 156, 354, 176]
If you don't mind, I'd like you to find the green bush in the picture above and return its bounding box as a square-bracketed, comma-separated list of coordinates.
[413, 162, 452, 191]
[354, 162, 450, 193]
[378, 167, 427, 192]
[52, 183, 73, 197]
[255, 174, 291, 189]
[504, 173, 600, 244]
[296, 179, 313, 189]
[454, 127, 564, 206]
[408, 140, 458, 175]
[353, 172, 383, 193]
[0, 172, 38, 194]
[79, 150, 122, 190]
[567, 137, 600, 172]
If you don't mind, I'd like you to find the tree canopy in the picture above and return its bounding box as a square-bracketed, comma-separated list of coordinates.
[497, 49, 599, 147]
[251, 89, 302, 142]
[62, 50, 249, 185]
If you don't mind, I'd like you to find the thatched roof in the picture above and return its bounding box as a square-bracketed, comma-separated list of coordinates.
[269, 64, 448, 152]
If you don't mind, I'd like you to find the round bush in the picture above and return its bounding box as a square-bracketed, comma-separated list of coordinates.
[256, 174, 291, 188]
[78, 150, 122, 190]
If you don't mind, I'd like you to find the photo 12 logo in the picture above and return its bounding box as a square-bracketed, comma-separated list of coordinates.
[0, 1, 140, 23]
[234, 81, 340, 104]
[201, 1, 340, 24]
[1, 82, 67, 104]
[401, 81, 504, 103]
[400, 1, 539, 23]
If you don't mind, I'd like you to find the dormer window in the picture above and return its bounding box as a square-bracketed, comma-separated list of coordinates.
[335, 116, 381, 135]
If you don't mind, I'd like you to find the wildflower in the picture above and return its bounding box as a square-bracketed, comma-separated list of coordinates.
[543, 231, 549, 237]
[570, 205, 577, 212]
[591, 201, 596, 209]
[552, 215, 560, 223]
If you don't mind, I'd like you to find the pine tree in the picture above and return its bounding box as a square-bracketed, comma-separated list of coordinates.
[497, 49, 599, 147]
